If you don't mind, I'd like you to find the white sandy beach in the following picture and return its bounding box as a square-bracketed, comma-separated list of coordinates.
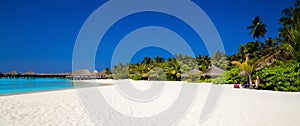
[1, 81, 300, 126]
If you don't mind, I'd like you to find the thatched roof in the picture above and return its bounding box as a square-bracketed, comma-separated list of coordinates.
[190, 69, 202, 74]
[72, 69, 92, 76]
[23, 71, 36, 75]
[0, 72, 4, 76]
[92, 70, 99, 74]
[6, 70, 19, 76]
[201, 65, 224, 77]
[97, 69, 107, 76]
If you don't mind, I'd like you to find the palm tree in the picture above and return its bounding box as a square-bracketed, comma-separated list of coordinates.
[196, 55, 211, 72]
[247, 16, 267, 40]
[211, 51, 228, 70]
[231, 56, 271, 89]
[112, 63, 129, 79]
[234, 41, 264, 62]
[142, 56, 153, 65]
[265, 38, 276, 49]
[178, 55, 198, 73]
[279, 0, 300, 39]
[154, 56, 164, 63]
[231, 60, 255, 89]
[104, 68, 112, 75]
[278, 28, 300, 61]
[165, 58, 181, 81]
[277, 0, 300, 61]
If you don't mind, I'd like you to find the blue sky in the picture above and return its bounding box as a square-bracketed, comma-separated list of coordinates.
[0, 0, 294, 73]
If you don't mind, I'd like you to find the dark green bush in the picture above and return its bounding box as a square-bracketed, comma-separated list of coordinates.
[254, 60, 300, 92]
[224, 67, 248, 84]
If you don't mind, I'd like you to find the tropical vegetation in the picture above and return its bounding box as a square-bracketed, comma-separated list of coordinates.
[111, 1, 300, 92]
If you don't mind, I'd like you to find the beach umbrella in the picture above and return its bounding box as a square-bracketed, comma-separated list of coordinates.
[201, 65, 224, 78]
[239, 70, 247, 76]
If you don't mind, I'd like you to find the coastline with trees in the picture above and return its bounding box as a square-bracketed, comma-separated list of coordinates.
[112, 0, 300, 92]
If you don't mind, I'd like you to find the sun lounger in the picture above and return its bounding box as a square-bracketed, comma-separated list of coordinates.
[234, 84, 240, 88]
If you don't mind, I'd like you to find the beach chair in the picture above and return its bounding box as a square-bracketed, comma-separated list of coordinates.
[234, 84, 240, 88]
[242, 84, 249, 88]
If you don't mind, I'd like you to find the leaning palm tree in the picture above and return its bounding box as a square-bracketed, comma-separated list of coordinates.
[247, 16, 267, 40]
[231, 57, 270, 89]
[231, 60, 255, 89]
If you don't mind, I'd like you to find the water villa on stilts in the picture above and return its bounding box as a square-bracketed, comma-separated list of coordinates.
[6, 70, 20, 79]
[67, 69, 93, 80]
[67, 69, 111, 80]
[22, 71, 36, 79]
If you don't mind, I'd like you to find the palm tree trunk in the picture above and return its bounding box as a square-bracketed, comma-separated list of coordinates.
[246, 55, 250, 61]
[248, 74, 253, 89]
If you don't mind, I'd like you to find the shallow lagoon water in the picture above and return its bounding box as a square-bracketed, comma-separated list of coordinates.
[0, 78, 76, 95]
[0, 78, 108, 95]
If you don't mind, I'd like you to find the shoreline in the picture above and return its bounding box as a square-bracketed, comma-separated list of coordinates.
[2, 79, 300, 97]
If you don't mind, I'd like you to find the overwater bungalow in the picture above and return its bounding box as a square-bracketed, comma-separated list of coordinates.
[68, 69, 94, 80]
[6, 70, 20, 79]
[201, 65, 224, 78]
[37, 73, 69, 78]
[22, 71, 36, 79]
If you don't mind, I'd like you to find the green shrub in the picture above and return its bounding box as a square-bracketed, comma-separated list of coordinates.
[211, 74, 225, 84]
[211, 66, 248, 84]
[254, 60, 300, 92]
[196, 77, 212, 83]
[130, 74, 142, 80]
[224, 67, 248, 84]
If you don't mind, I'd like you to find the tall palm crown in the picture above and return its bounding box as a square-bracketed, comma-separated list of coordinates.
[279, 0, 300, 38]
[247, 16, 267, 40]
[277, 0, 300, 61]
